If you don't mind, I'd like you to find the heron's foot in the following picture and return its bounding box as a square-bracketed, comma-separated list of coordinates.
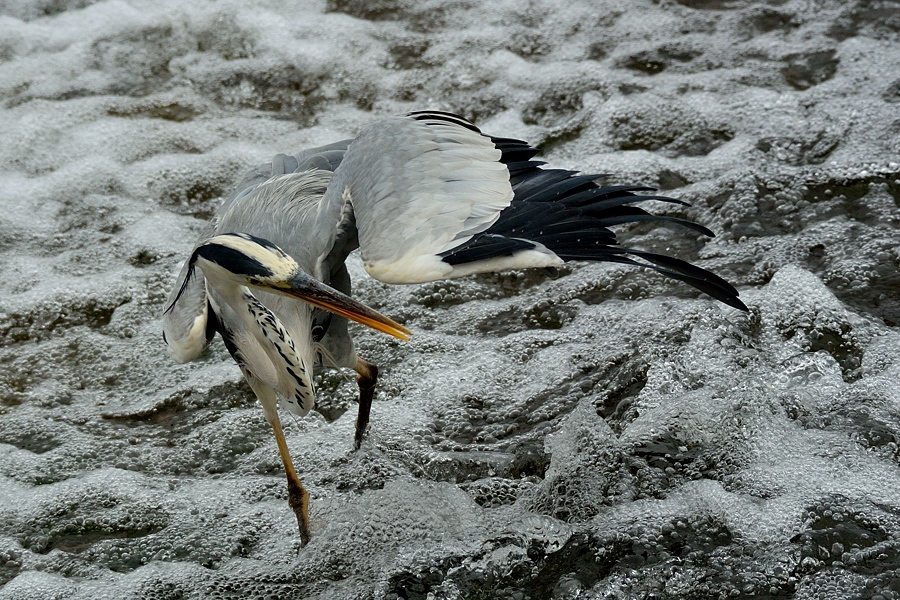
[354, 358, 379, 450]
[286, 474, 311, 546]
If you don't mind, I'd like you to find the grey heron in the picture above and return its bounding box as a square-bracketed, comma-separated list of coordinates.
[162, 111, 747, 545]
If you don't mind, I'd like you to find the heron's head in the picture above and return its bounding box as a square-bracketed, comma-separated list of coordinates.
[192, 233, 299, 289]
[191, 233, 411, 341]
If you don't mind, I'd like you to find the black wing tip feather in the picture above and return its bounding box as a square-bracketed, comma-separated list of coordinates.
[592, 210, 716, 238]
[625, 250, 748, 311]
[408, 111, 481, 133]
[410, 113, 746, 311]
[723, 295, 750, 312]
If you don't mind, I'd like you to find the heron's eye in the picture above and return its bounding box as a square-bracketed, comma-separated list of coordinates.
[248, 277, 261, 286]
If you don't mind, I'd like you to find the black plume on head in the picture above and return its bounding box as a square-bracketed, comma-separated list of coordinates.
[194, 237, 276, 279]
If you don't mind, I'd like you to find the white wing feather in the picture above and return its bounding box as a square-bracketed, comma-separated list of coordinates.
[325, 116, 516, 284]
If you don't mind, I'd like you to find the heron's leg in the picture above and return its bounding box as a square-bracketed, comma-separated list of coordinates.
[354, 357, 378, 449]
[250, 379, 312, 546]
[268, 412, 312, 546]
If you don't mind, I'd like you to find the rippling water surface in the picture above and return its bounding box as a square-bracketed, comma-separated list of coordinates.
[0, 0, 898, 598]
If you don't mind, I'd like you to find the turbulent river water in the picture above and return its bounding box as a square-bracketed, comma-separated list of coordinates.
[0, 0, 898, 598]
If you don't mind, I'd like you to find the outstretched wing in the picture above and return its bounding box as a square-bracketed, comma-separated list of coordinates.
[323, 112, 555, 284]
[322, 111, 745, 310]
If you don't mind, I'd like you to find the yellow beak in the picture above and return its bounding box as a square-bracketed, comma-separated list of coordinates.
[264, 273, 411, 341]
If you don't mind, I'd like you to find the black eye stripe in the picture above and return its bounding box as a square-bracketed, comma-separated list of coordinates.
[195, 243, 275, 278]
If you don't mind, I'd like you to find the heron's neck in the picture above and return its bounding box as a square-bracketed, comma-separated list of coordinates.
[221, 285, 317, 414]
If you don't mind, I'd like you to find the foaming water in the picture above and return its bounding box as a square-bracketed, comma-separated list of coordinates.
[0, 0, 898, 598]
